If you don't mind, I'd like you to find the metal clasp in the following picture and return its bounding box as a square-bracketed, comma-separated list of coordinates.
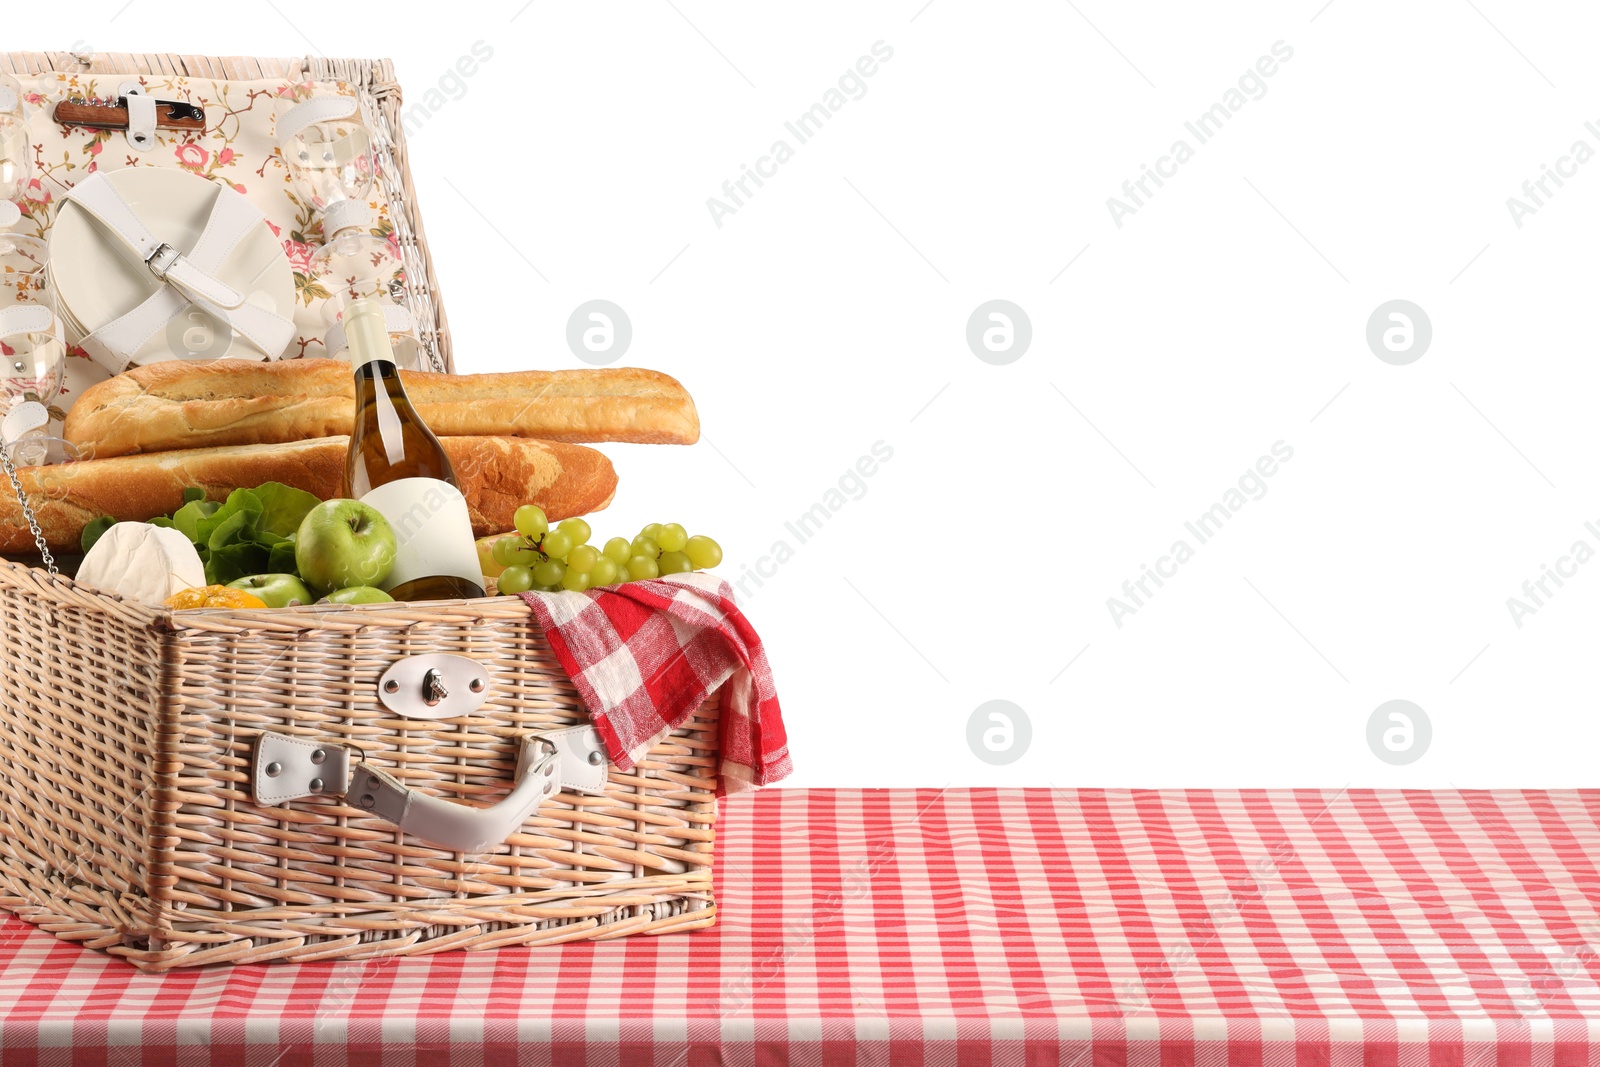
[145, 242, 180, 279]
[376, 654, 491, 719]
[422, 668, 448, 706]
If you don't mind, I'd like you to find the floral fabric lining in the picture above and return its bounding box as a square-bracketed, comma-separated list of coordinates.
[7, 70, 401, 417]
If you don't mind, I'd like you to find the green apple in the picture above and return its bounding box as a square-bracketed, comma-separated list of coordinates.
[295, 499, 397, 594]
[227, 573, 315, 608]
[321, 586, 394, 605]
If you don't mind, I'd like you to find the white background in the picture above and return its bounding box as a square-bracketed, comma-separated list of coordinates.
[58, 1, 1600, 789]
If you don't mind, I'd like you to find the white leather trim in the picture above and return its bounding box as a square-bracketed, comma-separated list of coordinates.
[1, 402, 50, 445]
[321, 197, 369, 239]
[63, 173, 295, 370]
[79, 286, 189, 374]
[0, 304, 54, 339]
[539, 724, 610, 794]
[63, 174, 167, 262]
[251, 725, 608, 852]
[253, 733, 352, 806]
[346, 737, 558, 855]
[276, 95, 359, 144]
[124, 93, 157, 151]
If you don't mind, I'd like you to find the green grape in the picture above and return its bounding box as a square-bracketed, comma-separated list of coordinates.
[684, 535, 723, 570]
[498, 565, 535, 594]
[640, 523, 663, 541]
[567, 545, 600, 573]
[541, 530, 573, 560]
[627, 555, 659, 580]
[491, 536, 516, 566]
[657, 523, 688, 552]
[533, 559, 566, 587]
[658, 550, 693, 575]
[514, 505, 549, 539]
[631, 535, 660, 560]
[589, 557, 619, 586]
[561, 568, 590, 592]
[603, 537, 632, 565]
[507, 543, 542, 566]
[558, 517, 591, 546]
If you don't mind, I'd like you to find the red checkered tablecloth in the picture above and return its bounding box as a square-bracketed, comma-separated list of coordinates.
[0, 788, 1597, 1065]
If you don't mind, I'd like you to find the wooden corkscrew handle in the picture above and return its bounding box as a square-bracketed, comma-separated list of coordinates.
[53, 97, 205, 134]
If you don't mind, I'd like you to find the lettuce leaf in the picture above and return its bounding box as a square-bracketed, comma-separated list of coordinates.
[169, 499, 220, 542]
[80, 516, 116, 554]
[122, 482, 319, 587]
[253, 482, 320, 538]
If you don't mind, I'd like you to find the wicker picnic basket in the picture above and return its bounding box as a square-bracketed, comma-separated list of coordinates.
[0, 54, 720, 971]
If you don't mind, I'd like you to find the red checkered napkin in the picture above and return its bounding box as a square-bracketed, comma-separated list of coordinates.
[518, 572, 791, 794]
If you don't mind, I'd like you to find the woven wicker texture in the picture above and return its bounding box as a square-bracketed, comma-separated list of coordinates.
[0, 53, 720, 971]
[0, 561, 719, 970]
[0, 51, 455, 373]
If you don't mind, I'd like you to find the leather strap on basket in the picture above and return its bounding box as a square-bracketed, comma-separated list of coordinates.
[275, 94, 359, 143]
[0, 304, 55, 342]
[252, 724, 611, 855]
[61, 172, 295, 372]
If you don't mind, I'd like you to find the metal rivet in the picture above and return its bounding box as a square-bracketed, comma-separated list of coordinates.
[384, 679, 399, 693]
[308, 778, 323, 792]
[587, 750, 603, 766]
[265, 762, 282, 777]
[469, 678, 485, 693]
[359, 793, 375, 808]
[310, 749, 325, 765]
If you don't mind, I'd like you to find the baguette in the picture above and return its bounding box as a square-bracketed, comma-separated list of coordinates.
[0, 437, 616, 555]
[64, 359, 700, 459]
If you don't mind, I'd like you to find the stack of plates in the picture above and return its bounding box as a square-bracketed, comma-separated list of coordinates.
[48, 168, 293, 366]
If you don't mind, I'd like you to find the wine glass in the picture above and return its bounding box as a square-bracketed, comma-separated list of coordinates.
[313, 226, 423, 371]
[276, 93, 375, 243]
[0, 237, 70, 466]
[0, 77, 32, 243]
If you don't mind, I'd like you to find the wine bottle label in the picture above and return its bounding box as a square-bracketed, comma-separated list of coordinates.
[359, 477, 483, 594]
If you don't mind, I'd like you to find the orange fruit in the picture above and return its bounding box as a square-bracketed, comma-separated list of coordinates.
[164, 584, 269, 610]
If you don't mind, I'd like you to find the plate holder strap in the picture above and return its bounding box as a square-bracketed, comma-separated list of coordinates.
[62, 173, 295, 372]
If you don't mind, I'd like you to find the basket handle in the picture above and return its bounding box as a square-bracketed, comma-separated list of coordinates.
[253, 725, 610, 855]
[347, 737, 557, 854]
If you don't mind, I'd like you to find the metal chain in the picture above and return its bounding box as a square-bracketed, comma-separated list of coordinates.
[0, 443, 56, 575]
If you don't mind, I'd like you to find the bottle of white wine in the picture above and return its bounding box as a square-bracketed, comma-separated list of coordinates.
[341, 297, 485, 601]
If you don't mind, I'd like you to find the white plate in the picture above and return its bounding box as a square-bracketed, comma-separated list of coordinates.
[48, 168, 293, 364]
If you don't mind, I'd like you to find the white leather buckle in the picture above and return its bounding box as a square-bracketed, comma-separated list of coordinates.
[62, 172, 295, 369]
[145, 242, 180, 280]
